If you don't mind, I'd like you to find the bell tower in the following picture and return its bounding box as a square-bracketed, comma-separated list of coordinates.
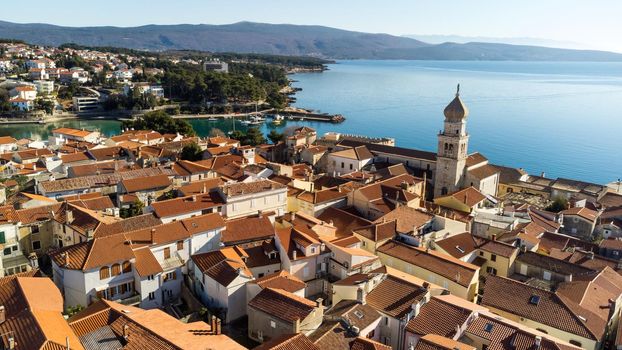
[434, 85, 469, 198]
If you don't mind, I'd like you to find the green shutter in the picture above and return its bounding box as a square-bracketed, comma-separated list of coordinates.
[0, 232, 5, 244]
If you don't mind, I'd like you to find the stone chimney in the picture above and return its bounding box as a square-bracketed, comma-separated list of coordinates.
[316, 298, 323, 308]
[292, 250, 297, 260]
[151, 228, 156, 243]
[64, 252, 69, 267]
[66, 210, 74, 224]
[356, 288, 366, 305]
[123, 324, 130, 339]
[0, 305, 5, 324]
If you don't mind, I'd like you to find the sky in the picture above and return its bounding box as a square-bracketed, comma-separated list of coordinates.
[3, 0, 622, 52]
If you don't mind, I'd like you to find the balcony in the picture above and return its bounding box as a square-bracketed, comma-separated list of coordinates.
[161, 253, 184, 271]
[118, 293, 141, 306]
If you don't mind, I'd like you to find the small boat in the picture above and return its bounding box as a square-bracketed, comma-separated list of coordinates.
[271, 114, 284, 125]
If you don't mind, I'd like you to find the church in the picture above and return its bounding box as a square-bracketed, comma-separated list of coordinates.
[332, 85, 500, 200]
[433, 85, 500, 199]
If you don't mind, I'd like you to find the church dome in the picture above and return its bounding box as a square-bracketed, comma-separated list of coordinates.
[443, 85, 469, 122]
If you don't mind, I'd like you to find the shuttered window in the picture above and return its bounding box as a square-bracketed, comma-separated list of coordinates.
[100, 266, 110, 280]
[111, 263, 121, 276]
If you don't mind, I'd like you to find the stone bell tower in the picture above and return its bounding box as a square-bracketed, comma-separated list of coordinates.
[434, 85, 470, 198]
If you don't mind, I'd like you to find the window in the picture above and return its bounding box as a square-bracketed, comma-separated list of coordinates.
[148, 292, 155, 300]
[349, 164, 353, 170]
[0, 232, 5, 244]
[100, 266, 110, 280]
[384, 316, 389, 326]
[3, 248, 11, 256]
[164, 271, 176, 282]
[176, 240, 184, 250]
[111, 263, 121, 276]
[32, 241, 41, 250]
[122, 261, 131, 273]
[147, 274, 154, 281]
[258, 273, 264, 278]
[31, 226, 40, 234]
[441, 187, 448, 195]
[164, 247, 171, 259]
[341, 162, 345, 169]
[270, 320, 276, 328]
[490, 254, 497, 262]
[11, 246, 17, 252]
[479, 251, 484, 256]
[310, 247, 316, 254]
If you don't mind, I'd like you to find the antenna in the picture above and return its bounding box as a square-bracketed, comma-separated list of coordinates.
[456, 83, 460, 96]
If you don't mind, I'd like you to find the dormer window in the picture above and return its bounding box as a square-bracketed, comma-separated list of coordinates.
[310, 247, 316, 254]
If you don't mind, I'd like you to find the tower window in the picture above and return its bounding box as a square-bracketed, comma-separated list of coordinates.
[441, 187, 448, 195]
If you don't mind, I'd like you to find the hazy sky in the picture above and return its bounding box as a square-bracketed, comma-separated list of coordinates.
[3, 0, 622, 52]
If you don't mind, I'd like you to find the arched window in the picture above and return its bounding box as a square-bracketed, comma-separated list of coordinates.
[444, 143, 448, 151]
[111, 263, 121, 276]
[99, 266, 110, 280]
[441, 187, 448, 195]
[122, 261, 131, 273]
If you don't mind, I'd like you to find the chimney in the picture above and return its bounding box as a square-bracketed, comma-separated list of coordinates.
[411, 302, 421, 317]
[66, 336, 70, 350]
[215, 317, 222, 335]
[540, 172, 545, 178]
[316, 298, 323, 308]
[202, 183, 207, 194]
[292, 250, 297, 260]
[491, 234, 497, 241]
[587, 251, 594, 260]
[151, 228, 156, 242]
[357, 288, 366, 304]
[211, 315, 217, 333]
[535, 335, 542, 348]
[123, 324, 130, 339]
[7, 336, 14, 350]
[192, 194, 197, 202]
[66, 210, 74, 223]
[422, 282, 430, 290]
[0, 306, 5, 324]
[64, 252, 69, 267]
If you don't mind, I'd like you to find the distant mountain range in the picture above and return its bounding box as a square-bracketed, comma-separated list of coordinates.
[402, 34, 592, 51]
[1, 20, 621, 61]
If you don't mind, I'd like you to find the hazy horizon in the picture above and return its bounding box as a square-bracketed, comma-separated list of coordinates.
[1, 0, 621, 53]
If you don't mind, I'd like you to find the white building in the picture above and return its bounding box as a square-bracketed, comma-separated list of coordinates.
[34, 80, 55, 96]
[327, 145, 374, 175]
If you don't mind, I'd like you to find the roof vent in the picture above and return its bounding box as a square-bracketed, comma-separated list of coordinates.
[529, 295, 541, 305]
[484, 322, 493, 332]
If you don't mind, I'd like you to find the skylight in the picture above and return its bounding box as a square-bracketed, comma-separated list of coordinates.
[354, 310, 364, 319]
[529, 295, 541, 305]
[484, 323, 493, 332]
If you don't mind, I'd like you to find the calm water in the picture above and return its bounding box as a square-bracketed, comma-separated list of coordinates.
[2, 60, 621, 184]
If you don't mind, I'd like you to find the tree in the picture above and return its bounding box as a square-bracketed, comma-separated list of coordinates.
[244, 127, 266, 146]
[546, 196, 568, 212]
[180, 142, 203, 161]
[209, 128, 225, 137]
[267, 130, 284, 144]
[120, 200, 145, 219]
[35, 99, 54, 114]
[122, 110, 195, 136]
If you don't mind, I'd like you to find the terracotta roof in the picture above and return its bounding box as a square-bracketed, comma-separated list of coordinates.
[69, 299, 243, 349]
[250, 270, 306, 293]
[177, 177, 224, 196]
[221, 179, 286, 197]
[61, 151, 92, 163]
[465, 152, 487, 168]
[406, 295, 481, 336]
[15, 203, 62, 224]
[481, 275, 603, 340]
[0, 276, 84, 350]
[337, 139, 437, 162]
[467, 164, 499, 180]
[561, 207, 599, 222]
[516, 251, 594, 276]
[0, 136, 18, 145]
[434, 232, 479, 258]
[255, 333, 319, 350]
[121, 174, 172, 193]
[317, 207, 373, 237]
[376, 206, 433, 234]
[172, 160, 212, 176]
[440, 186, 487, 208]
[330, 146, 373, 160]
[414, 334, 475, 350]
[222, 215, 275, 245]
[296, 186, 348, 204]
[192, 247, 252, 286]
[87, 147, 122, 161]
[93, 213, 162, 238]
[69, 196, 115, 212]
[248, 288, 318, 323]
[377, 240, 478, 287]
[477, 239, 517, 258]
[366, 275, 428, 318]
[350, 337, 392, 350]
[133, 247, 163, 277]
[150, 191, 225, 218]
[353, 220, 397, 242]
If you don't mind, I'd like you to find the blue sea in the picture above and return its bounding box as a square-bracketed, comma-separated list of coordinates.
[2, 60, 621, 184]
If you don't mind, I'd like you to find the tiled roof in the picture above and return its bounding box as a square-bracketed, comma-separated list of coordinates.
[434, 232, 478, 258]
[561, 207, 599, 222]
[177, 177, 224, 196]
[440, 186, 487, 208]
[317, 207, 373, 237]
[133, 247, 163, 277]
[516, 251, 594, 276]
[222, 179, 286, 197]
[121, 174, 172, 193]
[481, 275, 602, 340]
[222, 215, 275, 245]
[93, 213, 162, 238]
[248, 288, 317, 323]
[353, 220, 397, 242]
[69, 195, 115, 212]
[68, 299, 243, 349]
[414, 334, 475, 350]
[150, 191, 225, 218]
[377, 240, 478, 287]
[465, 152, 487, 168]
[330, 145, 373, 160]
[337, 139, 437, 162]
[405, 295, 483, 336]
[366, 275, 427, 319]
[375, 206, 433, 234]
[467, 164, 499, 180]
[0, 276, 84, 350]
[350, 337, 392, 350]
[192, 247, 252, 286]
[250, 270, 306, 293]
[254, 333, 319, 350]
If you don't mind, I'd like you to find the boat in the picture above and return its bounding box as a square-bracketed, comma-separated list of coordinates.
[271, 114, 284, 125]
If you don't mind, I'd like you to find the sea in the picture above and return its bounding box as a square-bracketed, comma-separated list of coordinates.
[2, 60, 622, 184]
